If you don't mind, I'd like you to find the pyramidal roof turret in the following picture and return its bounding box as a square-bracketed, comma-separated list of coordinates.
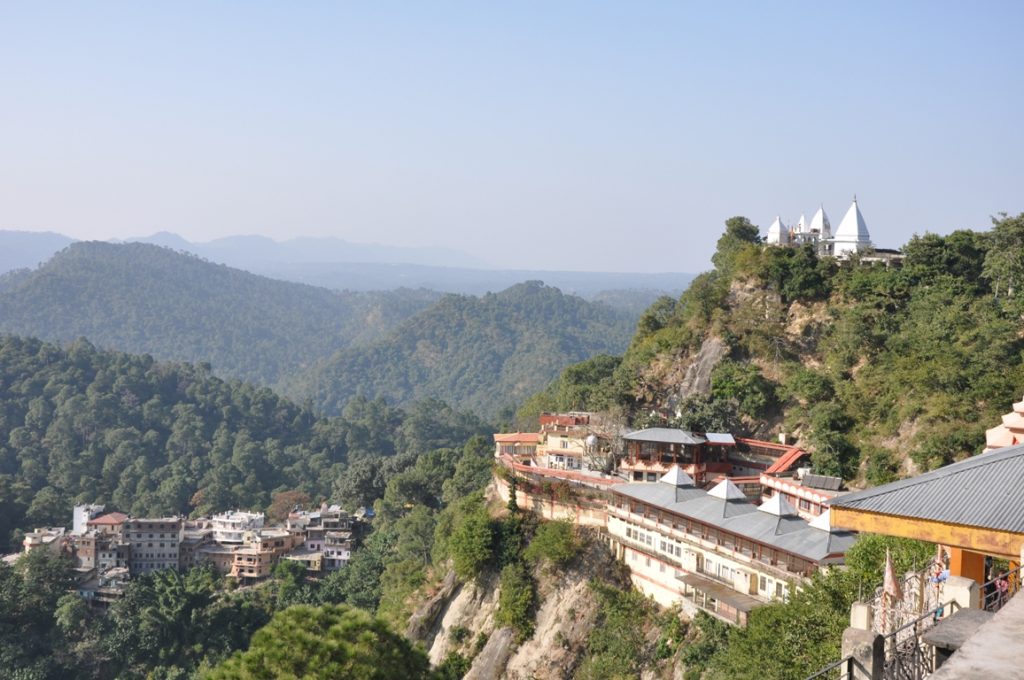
[660, 465, 695, 487]
[834, 196, 871, 243]
[808, 204, 831, 238]
[758, 493, 799, 517]
[796, 213, 807, 234]
[708, 478, 746, 501]
[766, 215, 789, 244]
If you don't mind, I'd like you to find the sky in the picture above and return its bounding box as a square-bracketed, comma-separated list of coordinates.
[1, 2, 1022, 273]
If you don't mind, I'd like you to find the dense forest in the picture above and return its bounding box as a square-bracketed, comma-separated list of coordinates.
[523, 213, 1024, 484]
[285, 281, 635, 419]
[0, 242, 441, 386]
[0, 335, 489, 552]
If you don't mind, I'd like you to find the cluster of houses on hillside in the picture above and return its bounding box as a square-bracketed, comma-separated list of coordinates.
[494, 412, 852, 624]
[7, 502, 368, 607]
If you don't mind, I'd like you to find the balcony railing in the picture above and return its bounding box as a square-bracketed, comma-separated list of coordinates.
[982, 563, 1022, 613]
[606, 506, 802, 583]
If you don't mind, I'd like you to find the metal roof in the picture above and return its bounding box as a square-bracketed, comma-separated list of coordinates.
[706, 432, 737, 445]
[611, 479, 855, 563]
[830, 444, 1024, 534]
[623, 428, 707, 445]
[803, 474, 843, 491]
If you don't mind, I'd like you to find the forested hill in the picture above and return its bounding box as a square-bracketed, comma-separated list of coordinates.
[0, 335, 489, 552]
[522, 213, 1024, 484]
[284, 281, 636, 419]
[0, 242, 441, 386]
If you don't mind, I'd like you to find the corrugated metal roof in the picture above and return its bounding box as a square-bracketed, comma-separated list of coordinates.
[611, 480, 855, 562]
[803, 474, 843, 491]
[830, 444, 1024, 533]
[623, 428, 707, 445]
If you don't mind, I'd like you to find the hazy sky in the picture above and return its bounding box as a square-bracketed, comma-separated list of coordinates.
[2, 2, 1022, 273]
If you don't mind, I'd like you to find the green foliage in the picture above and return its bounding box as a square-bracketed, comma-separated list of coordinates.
[204, 604, 432, 680]
[705, 571, 857, 680]
[288, 281, 635, 419]
[670, 394, 741, 433]
[0, 241, 439, 387]
[753, 243, 834, 303]
[434, 652, 472, 680]
[0, 334, 487, 551]
[781, 366, 834, 404]
[516, 354, 623, 424]
[710, 360, 776, 419]
[495, 562, 536, 641]
[576, 580, 657, 680]
[711, 217, 761, 274]
[982, 212, 1024, 301]
[447, 499, 495, 581]
[679, 612, 729, 677]
[522, 520, 579, 568]
[0, 551, 76, 678]
[844, 534, 936, 589]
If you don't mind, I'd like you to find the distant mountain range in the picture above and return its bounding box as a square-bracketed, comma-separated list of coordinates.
[0, 242, 440, 386]
[125, 231, 488, 269]
[0, 243, 638, 417]
[0, 230, 694, 304]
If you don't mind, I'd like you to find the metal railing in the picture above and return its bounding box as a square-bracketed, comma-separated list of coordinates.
[981, 563, 1022, 613]
[880, 600, 958, 680]
[805, 655, 854, 680]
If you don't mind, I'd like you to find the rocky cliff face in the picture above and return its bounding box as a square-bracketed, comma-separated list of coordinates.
[405, 530, 631, 679]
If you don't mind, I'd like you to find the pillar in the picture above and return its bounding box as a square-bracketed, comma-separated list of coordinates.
[841, 627, 884, 680]
[949, 548, 986, 584]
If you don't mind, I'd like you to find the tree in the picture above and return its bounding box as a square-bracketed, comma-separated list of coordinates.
[712, 216, 761, 273]
[982, 212, 1024, 300]
[204, 604, 432, 680]
[446, 497, 494, 580]
[266, 489, 312, 524]
[523, 521, 579, 567]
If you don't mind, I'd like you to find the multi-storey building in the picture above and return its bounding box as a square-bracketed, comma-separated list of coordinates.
[211, 510, 264, 543]
[123, 517, 184, 574]
[23, 527, 66, 555]
[619, 428, 807, 485]
[324, 530, 353, 570]
[72, 504, 106, 535]
[606, 466, 854, 624]
[286, 505, 352, 571]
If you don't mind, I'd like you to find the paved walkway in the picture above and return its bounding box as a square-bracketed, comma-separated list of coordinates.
[931, 593, 1024, 679]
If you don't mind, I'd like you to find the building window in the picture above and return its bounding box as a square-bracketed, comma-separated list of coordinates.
[759, 575, 767, 591]
[560, 440, 569, 449]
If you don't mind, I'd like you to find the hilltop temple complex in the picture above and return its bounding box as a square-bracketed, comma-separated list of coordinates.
[765, 197, 873, 257]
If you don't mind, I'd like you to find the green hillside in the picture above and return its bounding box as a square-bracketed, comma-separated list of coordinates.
[0, 242, 440, 386]
[524, 213, 1024, 483]
[0, 335, 488, 552]
[285, 281, 636, 419]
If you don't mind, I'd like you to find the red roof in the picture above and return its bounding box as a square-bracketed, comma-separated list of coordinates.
[493, 432, 541, 444]
[87, 512, 129, 526]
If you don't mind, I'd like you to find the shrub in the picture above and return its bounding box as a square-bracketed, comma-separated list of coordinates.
[523, 521, 579, 568]
[495, 562, 536, 641]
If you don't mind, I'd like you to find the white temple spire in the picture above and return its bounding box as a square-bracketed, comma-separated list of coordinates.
[833, 196, 872, 257]
[766, 215, 789, 245]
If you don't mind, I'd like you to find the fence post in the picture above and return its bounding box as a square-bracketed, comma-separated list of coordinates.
[849, 601, 873, 631]
[841, 627, 884, 680]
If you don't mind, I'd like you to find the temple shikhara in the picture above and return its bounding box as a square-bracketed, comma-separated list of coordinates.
[765, 196, 873, 257]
